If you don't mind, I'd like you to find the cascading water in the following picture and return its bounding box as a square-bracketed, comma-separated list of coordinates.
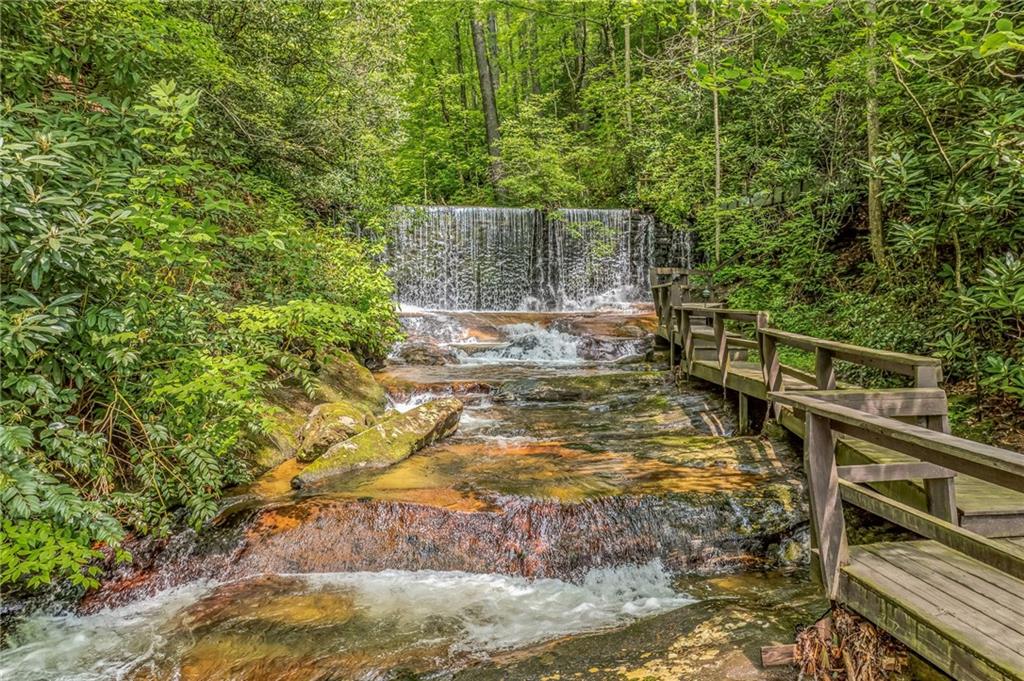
[387, 206, 692, 310]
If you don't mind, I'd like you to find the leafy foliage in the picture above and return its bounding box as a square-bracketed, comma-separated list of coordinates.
[396, 0, 1022, 413]
[1, 0, 403, 590]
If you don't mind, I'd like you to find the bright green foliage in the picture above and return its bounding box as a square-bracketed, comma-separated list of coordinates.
[1, 0, 404, 590]
[497, 95, 587, 207]
[395, 0, 1022, 412]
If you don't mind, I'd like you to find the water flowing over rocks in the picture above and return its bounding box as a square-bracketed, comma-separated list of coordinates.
[3, 306, 818, 681]
[386, 206, 693, 310]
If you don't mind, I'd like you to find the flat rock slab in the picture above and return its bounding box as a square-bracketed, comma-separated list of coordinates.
[292, 397, 463, 488]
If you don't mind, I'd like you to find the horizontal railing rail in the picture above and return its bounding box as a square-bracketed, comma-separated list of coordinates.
[650, 272, 947, 428]
[768, 391, 1024, 597]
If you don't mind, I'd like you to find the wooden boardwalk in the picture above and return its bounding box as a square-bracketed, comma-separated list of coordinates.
[651, 267, 1024, 680]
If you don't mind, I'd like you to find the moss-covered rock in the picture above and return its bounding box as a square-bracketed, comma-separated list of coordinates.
[295, 402, 377, 463]
[317, 352, 388, 412]
[291, 397, 464, 489]
[252, 351, 387, 474]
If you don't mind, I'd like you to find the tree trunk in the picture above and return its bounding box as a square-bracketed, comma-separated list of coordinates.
[865, 0, 886, 268]
[530, 19, 541, 94]
[690, 0, 698, 59]
[624, 19, 631, 129]
[471, 15, 503, 190]
[453, 21, 468, 110]
[487, 11, 500, 92]
[711, 3, 722, 264]
[713, 86, 722, 264]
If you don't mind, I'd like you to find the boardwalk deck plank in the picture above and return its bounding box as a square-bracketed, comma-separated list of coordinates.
[844, 542, 1024, 680]
[654, 293, 1024, 679]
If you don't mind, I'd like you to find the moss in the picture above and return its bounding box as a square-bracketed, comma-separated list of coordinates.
[253, 351, 387, 472]
[318, 351, 388, 413]
[295, 401, 378, 463]
[292, 397, 463, 488]
[251, 399, 308, 472]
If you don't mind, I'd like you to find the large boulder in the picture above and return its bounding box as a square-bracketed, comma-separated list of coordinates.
[394, 341, 460, 366]
[318, 352, 389, 412]
[292, 397, 464, 489]
[295, 402, 377, 463]
[251, 351, 386, 474]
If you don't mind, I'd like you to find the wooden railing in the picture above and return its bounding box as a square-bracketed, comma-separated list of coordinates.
[654, 278, 950, 433]
[652, 271, 1024, 677]
[770, 392, 1024, 599]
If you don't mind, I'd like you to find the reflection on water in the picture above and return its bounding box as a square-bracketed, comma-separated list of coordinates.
[0, 562, 690, 681]
[2, 307, 810, 681]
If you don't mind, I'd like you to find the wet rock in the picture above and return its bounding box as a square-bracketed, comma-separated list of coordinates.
[576, 334, 650, 361]
[457, 571, 826, 681]
[318, 351, 389, 410]
[493, 371, 667, 402]
[87, 484, 807, 612]
[295, 402, 376, 463]
[253, 351, 386, 473]
[291, 397, 464, 488]
[394, 340, 460, 365]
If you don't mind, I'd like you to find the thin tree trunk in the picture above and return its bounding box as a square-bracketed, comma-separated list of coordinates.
[713, 86, 721, 264]
[471, 15, 503, 191]
[575, 19, 588, 96]
[711, 3, 722, 265]
[690, 0, 698, 59]
[530, 19, 541, 94]
[487, 11, 500, 92]
[865, 0, 886, 267]
[454, 21, 468, 110]
[624, 19, 632, 130]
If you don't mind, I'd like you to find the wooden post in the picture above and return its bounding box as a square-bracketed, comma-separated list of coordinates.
[713, 312, 728, 387]
[925, 476, 958, 525]
[762, 333, 782, 419]
[914, 364, 940, 388]
[738, 393, 750, 435]
[914, 364, 951, 433]
[681, 309, 694, 375]
[804, 412, 848, 600]
[669, 307, 679, 369]
[815, 347, 836, 390]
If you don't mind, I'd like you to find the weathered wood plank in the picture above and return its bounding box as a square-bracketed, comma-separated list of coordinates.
[770, 393, 1024, 494]
[892, 542, 1024, 638]
[760, 644, 796, 667]
[790, 388, 948, 417]
[815, 347, 836, 390]
[805, 413, 848, 599]
[840, 571, 1017, 681]
[837, 462, 954, 483]
[759, 328, 941, 375]
[842, 544, 1024, 680]
[837, 480, 1024, 581]
[925, 475, 959, 525]
[856, 544, 1024, 666]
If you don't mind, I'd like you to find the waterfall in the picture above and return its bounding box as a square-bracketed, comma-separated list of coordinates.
[387, 206, 692, 311]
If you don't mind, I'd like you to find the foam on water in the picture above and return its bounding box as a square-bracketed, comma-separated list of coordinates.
[0, 562, 691, 681]
[460, 323, 581, 365]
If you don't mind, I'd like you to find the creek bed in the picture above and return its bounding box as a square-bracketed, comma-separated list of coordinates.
[0, 309, 820, 681]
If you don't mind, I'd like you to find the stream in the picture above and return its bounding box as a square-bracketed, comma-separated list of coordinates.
[0, 306, 823, 681]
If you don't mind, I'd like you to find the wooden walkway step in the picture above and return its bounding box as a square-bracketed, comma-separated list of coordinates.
[842, 541, 1024, 681]
[649, 275, 1024, 679]
[779, 410, 1024, 538]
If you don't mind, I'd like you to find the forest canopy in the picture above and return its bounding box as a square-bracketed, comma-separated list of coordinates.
[1, 0, 1022, 590]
